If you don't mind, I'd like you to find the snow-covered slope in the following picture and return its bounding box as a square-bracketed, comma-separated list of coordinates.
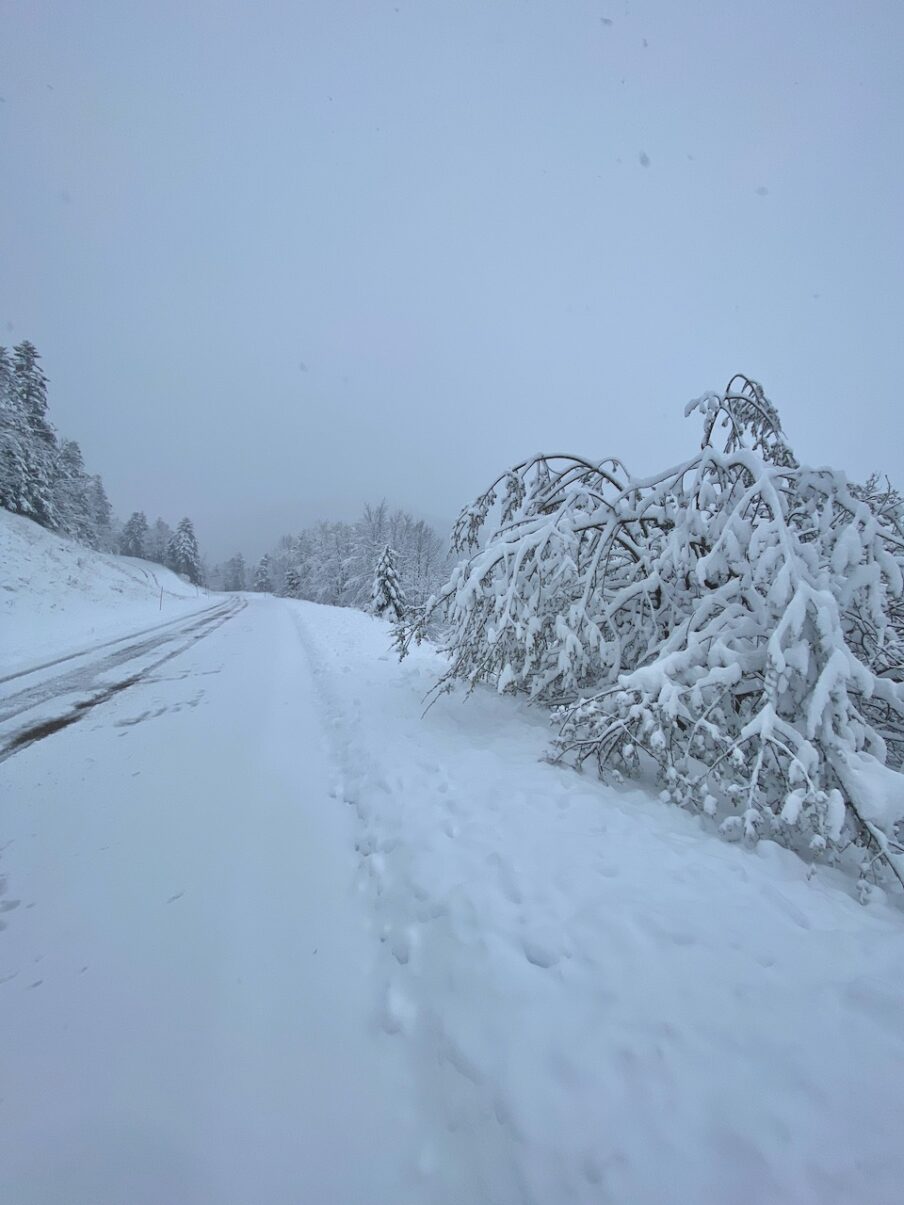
[0, 511, 212, 675]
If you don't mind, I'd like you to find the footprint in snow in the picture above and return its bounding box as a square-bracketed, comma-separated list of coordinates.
[381, 981, 417, 1035]
[522, 937, 562, 968]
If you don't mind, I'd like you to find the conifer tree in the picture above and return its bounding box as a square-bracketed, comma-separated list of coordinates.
[284, 564, 302, 598]
[168, 517, 203, 584]
[371, 545, 407, 620]
[119, 511, 149, 558]
[147, 518, 173, 565]
[253, 555, 273, 593]
[0, 342, 59, 526]
[14, 341, 58, 527]
[224, 553, 246, 591]
[0, 346, 29, 516]
[52, 439, 95, 544]
[86, 475, 114, 550]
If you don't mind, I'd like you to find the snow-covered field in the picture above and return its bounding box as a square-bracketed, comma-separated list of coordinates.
[0, 510, 211, 677]
[2, 526, 904, 1203]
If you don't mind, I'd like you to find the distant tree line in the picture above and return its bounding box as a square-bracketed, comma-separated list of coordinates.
[0, 340, 205, 584]
[212, 501, 449, 618]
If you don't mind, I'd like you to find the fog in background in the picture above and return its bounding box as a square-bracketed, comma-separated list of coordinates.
[2, 0, 902, 560]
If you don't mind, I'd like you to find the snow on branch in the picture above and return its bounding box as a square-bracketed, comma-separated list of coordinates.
[399, 376, 904, 887]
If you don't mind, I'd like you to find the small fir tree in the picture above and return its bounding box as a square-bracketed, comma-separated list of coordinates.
[371, 545, 407, 620]
[147, 518, 173, 565]
[119, 511, 149, 558]
[86, 475, 114, 550]
[284, 564, 302, 598]
[168, 517, 203, 584]
[224, 553, 247, 591]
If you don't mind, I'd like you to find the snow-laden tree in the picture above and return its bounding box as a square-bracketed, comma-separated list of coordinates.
[0, 342, 59, 526]
[146, 517, 173, 565]
[168, 517, 203, 584]
[52, 439, 96, 545]
[349, 503, 447, 610]
[119, 510, 149, 558]
[0, 346, 30, 516]
[224, 552, 246, 592]
[86, 474, 114, 551]
[371, 545, 407, 620]
[14, 342, 58, 527]
[284, 564, 302, 598]
[255, 506, 448, 614]
[253, 555, 273, 593]
[403, 516, 447, 608]
[399, 376, 904, 887]
[205, 561, 226, 592]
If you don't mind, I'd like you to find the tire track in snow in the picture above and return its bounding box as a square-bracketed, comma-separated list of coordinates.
[0, 601, 237, 722]
[0, 599, 224, 687]
[0, 601, 244, 762]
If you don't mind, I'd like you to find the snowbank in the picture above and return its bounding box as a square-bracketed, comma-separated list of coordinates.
[0, 510, 213, 675]
[293, 599, 904, 1205]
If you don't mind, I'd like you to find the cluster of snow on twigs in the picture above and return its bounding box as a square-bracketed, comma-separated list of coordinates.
[398, 376, 904, 891]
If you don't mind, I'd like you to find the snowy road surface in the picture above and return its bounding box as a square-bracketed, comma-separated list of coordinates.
[0, 601, 242, 761]
[3, 596, 904, 1204]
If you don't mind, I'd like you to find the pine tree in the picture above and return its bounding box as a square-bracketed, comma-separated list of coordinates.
[0, 346, 29, 516]
[0, 342, 59, 526]
[253, 555, 273, 593]
[224, 553, 246, 591]
[371, 545, 407, 620]
[147, 518, 173, 565]
[168, 517, 203, 584]
[119, 511, 149, 558]
[13, 341, 58, 527]
[284, 564, 302, 598]
[86, 475, 114, 550]
[52, 439, 95, 544]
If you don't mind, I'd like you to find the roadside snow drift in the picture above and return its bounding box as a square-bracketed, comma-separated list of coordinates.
[297, 601, 904, 1205]
[0, 511, 211, 675]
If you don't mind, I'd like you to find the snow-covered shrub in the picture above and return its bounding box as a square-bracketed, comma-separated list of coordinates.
[400, 377, 904, 885]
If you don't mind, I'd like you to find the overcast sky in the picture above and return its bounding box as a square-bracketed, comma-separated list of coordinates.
[2, 0, 902, 560]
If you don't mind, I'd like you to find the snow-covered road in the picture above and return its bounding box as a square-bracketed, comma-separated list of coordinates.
[0, 598, 418, 1204]
[0, 601, 242, 760]
[3, 595, 904, 1204]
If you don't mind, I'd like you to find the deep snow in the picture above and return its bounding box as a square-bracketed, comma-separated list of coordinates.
[294, 601, 904, 1205]
[2, 533, 904, 1203]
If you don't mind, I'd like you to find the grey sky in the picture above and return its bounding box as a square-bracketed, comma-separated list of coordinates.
[2, 0, 902, 561]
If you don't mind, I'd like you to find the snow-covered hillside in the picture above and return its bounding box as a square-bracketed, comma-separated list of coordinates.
[0, 511, 212, 676]
[2, 579, 903, 1204]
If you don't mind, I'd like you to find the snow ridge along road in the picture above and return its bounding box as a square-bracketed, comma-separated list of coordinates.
[292, 599, 904, 1205]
